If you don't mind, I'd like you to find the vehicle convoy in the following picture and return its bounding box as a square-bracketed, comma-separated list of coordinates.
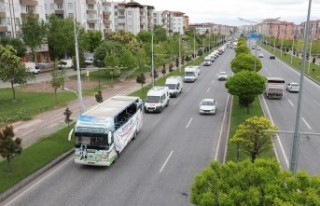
[265, 77, 285, 99]
[68, 95, 143, 166]
[165, 76, 183, 97]
[144, 86, 170, 113]
[183, 66, 199, 82]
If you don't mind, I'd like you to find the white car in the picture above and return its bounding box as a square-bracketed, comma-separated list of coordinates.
[199, 99, 217, 115]
[258, 53, 264, 58]
[218, 71, 228, 81]
[286, 82, 300, 92]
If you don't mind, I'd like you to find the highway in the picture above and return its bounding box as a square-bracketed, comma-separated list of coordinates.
[1, 48, 235, 206]
[258, 46, 320, 175]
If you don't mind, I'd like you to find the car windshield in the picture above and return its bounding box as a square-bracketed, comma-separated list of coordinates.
[201, 101, 214, 106]
[145, 96, 160, 103]
[165, 84, 176, 89]
[219, 72, 226, 75]
[291, 83, 299, 86]
[185, 71, 195, 76]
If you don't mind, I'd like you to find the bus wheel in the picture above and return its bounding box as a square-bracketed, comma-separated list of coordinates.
[132, 130, 137, 140]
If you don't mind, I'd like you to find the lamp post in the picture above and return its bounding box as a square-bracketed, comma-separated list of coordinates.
[151, 27, 162, 87]
[73, 2, 84, 114]
[291, 29, 296, 65]
[290, 0, 312, 176]
[178, 34, 182, 73]
[193, 29, 196, 64]
[308, 32, 313, 74]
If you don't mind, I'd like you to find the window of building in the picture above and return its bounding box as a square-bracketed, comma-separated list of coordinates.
[50, 4, 54, 10]
[7, 17, 10, 25]
[15, 18, 20, 26]
[0, 18, 5, 25]
[57, 4, 63, 9]
[88, 4, 94, 10]
[0, 2, 5, 12]
[89, 23, 95, 29]
[128, 11, 132, 16]
[68, 3, 73, 10]
[26, 6, 35, 12]
[69, 13, 74, 18]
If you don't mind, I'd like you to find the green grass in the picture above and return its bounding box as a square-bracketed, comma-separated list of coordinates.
[226, 96, 275, 162]
[0, 88, 76, 127]
[0, 125, 75, 194]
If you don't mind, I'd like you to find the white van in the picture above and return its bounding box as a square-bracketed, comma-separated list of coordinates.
[144, 86, 170, 113]
[57, 59, 73, 69]
[24, 62, 40, 74]
[165, 76, 183, 97]
[183, 66, 199, 82]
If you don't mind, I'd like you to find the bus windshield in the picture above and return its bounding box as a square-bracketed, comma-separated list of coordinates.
[145, 96, 160, 103]
[165, 84, 176, 89]
[75, 133, 109, 150]
[267, 78, 285, 84]
[185, 71, 195, 76]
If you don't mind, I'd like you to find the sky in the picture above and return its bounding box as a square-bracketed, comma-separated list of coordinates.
[133, 0, 320, 26]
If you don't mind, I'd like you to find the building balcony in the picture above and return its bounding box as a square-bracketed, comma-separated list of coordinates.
[102, 2, 111, 6]
[86, 9, 97, 14]
[20, 0, 38, 6]
[103, 11, 111, 16]
[87, 19, 98, 24]
[103, 19, 111, 24]
[54, 10, 64, 15]
[86, 0, 96, 4]
[54, 0, 63, 4]
[0, 12, 6, 18]
[21, 12, 39, 19]
[103, 28, 112, 33]
[0, 25, 8, 32]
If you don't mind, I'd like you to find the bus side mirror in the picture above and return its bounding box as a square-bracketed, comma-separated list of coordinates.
[68, 128, 74, 141]
[108, 131, 112, 145]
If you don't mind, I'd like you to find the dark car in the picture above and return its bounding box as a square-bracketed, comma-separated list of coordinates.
[269, 55, 276, 60]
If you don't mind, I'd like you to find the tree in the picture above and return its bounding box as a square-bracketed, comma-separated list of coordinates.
[225, 71, 266, 113]
[137, 31, 152, 43]
[0, 125, 22, 172]
[0, 45, 30, 101]
[235, 44, 250, 55]
[51, 70, 64, 97]
[0, 37, 27, 58]
[161, 64, 166, 75]
[136, 73, 146, 91]
[191, 159, 320, 206]
[231, 116, 277, 162]
[231, 53, 262, 73]
[80, 30, 103, 53]
[21, 11, 47, 62]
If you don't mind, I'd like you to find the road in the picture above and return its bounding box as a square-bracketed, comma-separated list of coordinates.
[257, 47, 320, 175]
[1, 48, 235, 206]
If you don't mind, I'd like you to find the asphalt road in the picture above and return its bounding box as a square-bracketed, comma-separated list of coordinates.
[1, 48, 235, 206]
[258, 47, 320, 175]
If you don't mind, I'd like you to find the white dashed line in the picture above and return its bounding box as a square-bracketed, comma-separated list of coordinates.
[159, 151, 174, 173]
[302, 117, 312, 130]
[185, 118, 193, 129]
[207, 87, 211, 93]
[287, 99, 294, 107]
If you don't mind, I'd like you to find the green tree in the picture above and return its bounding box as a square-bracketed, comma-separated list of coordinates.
[0, 125, 22, 172]
[231, 116, 277, 162]
[51, 70, 64, 97]
[0, 45, 30, 101]
[21, 11, 47, 62]
[191, 159, 320, 206]
[235, 44, 250, 55]
[94, 41, 126, 67]
[231, 53, 262, 73]
[225, 71, 266, 113]
[0, 37, 27, 57]
[136, 31, 152, 43]
[136, 73, 146, 91]
[80, 30, 103, 52]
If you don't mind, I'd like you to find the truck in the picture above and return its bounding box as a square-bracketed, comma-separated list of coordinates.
[183, 66, 199, 82]
[144, 86, 170, 113]
[165, 76, 183, 97]
[265, 77, 285, 99]
[68, 95, 143, 166]
[24, 62, 40, 74]
[57, 59, 73, 69]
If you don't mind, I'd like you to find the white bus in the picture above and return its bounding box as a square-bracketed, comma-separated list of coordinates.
[265, 77, 285, 99]
[68, 96, 143, 166]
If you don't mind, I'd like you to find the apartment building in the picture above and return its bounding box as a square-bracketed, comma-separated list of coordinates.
[299, 20, 320, 40]
[153, 10, 187, 35]
[0, 0, 46, 38]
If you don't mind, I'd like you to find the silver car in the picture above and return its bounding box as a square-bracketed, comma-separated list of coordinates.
[286, 82, 300, 92]
[199, 99, 217, 115]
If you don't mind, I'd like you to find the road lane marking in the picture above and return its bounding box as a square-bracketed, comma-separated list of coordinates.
[302, 117, 312, 130]
[314, 100, 320, 106]
[159, 151, 174, 173]
[185, 118, 193, 128]
[211, 80, 215, 84]
[207, 87, 211, 93]
[261, 96, 289, 168]
[287, 99, 294, 107]
[151, 117, 163, 127]
[3, 156, 73, 206]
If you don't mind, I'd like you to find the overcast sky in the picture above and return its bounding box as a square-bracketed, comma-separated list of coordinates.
[134, 0, 320, 26]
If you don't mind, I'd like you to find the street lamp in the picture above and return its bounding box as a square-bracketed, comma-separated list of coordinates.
[151, 27, 163, 87]
[193, 29, 196, 63]
[178, 34, 182, 73]
[73, 3, 84, 114]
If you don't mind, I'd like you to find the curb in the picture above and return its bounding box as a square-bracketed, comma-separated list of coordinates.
[0, 149, 74, 203]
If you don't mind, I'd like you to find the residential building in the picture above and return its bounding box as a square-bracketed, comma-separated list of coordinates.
[299, 19, 320, 40]
[153, 10, 187, 35]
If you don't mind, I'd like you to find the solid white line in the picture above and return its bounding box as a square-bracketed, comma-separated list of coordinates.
[214, 94, 230, 161]
[261, 95, 290, 168]
[151, 117, 163, 127]
[185, 118, 193, 129]
[3, 156, 73, 206]
[159, 151, 173, 173]
[287, 99, 294, 107]
[302, 117, 312, 130]
[207, 87, 211, 93]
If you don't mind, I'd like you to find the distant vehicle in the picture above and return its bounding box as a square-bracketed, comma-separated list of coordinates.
[218, 71, 228, 81]
[57, 59, 73, 69]
[165, 76, 183, 97]
[144, 86, 170, 113]
[24, 62, 40, 74]
[258, 53, 264, 58]
[286, 82, 300, 93]
[269, 55, 276, 60]
[183, 66, 199, 82]
[84, 52, 94, 65]
[265, 77, 285, 99]
[68, 95, 143, 166]
[199, 98, 217, 115]
[203, 56, 212, 66]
